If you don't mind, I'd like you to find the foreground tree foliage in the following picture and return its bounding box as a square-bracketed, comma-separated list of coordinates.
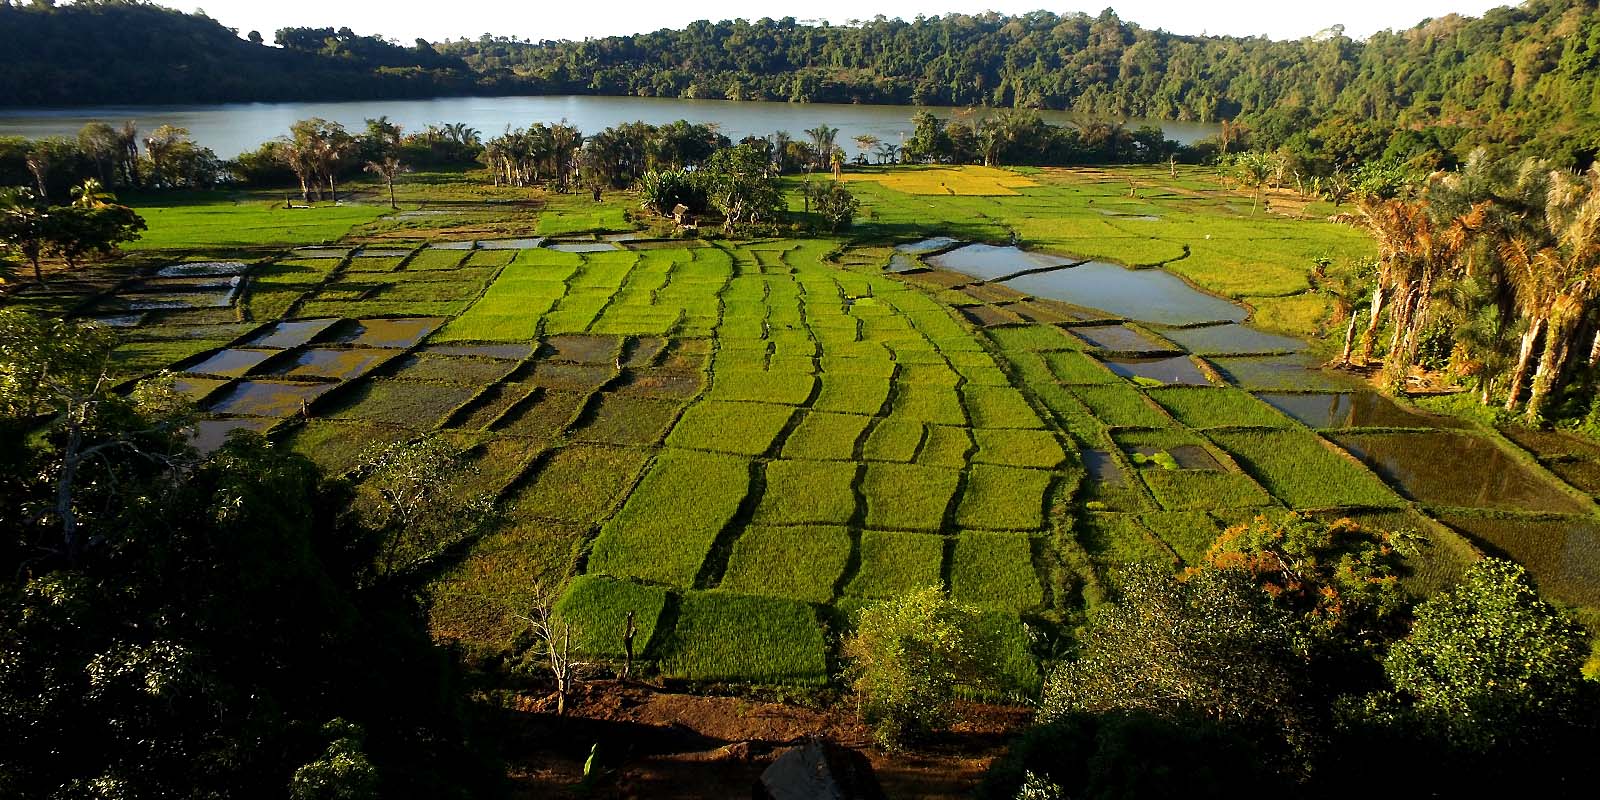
[0, 313, 499, 799]
[843, 586, 996, 750]
[990, 513, 1600, 797]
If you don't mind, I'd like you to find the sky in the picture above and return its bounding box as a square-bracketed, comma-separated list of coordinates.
[180, 0, 1515, 45]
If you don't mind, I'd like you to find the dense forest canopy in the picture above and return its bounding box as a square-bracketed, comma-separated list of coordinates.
[4, 1, 1600, 158]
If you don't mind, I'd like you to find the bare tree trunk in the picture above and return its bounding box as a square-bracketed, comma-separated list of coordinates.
[1505, 317, 1545, 413]
[1340, 309, 1359, 366]
[1360, 282, 1386, 363]
[1527, 317, 1572, 423]
[388, 177, 397, 210]
[1587, 327, 1600, 369]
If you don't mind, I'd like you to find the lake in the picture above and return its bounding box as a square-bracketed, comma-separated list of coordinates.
[0, 95, 1221, 159]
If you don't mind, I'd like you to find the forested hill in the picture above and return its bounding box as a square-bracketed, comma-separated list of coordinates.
[5, 1, 1600, 158]
[0, 2, 515, 106]
[442, 0, 1599, 153]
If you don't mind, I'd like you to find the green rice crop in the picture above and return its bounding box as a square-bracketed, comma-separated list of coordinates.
[1140, 470, 1275, 512]
[491, 389, 590, 440]
[892, 383, 968, 425]
[659, 591, 829, 684]
[280, 419, 414, 475]
[719, 525, 852, 603]
[667, 400, 794, 456]
[707, 368, 816, 405]
[813, 374, 891, 414]
[1077, 512, 1177, 567]
[405, 249, 469, 270]
[1145, 386, 1291, 429]
[554, 574, 670, 659]
[510, 444, 652, 524]
[754, 460, 858, 525]
[919, 425, 973, 467]
[950, 532, 1044, 612]
[326, 379, 481, 429]
[426, 519, 589, 654]
[1137, 511, 1224, 564]
[1068, 385, 1171, 428]
[845, 530, 947, 598]
[571, 396, 682, 445]
[862, 463, 960, 531]
[986, 325, 1080, 352]
[1043, 351, 1120, 385]
[782, 412, 872, 460]
[587, 449, 751, 587]
[863, 418, 924, 462]
[1207, 429, 1402, 509]
[964, 385, 1044, 429]
[955, 465, 1053, 531]
[971, 428, 1068, 469]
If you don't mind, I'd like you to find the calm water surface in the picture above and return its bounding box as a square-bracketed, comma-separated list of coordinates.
[0, 95, 1220, 158]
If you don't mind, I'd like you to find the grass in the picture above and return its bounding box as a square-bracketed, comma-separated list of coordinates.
[659, 591, 830, 685]
[950, 532, 1044, 612]
[667, 401, 794, 456]
[862, 463, 960, 531]
[1207, 429, 1402, 510]
[754, 460, 858, 525]
[553, 574, 670, 659]
[845, 530, 947, 599]
[956, 465, 1053, 531]
[586, 448, 751, 587]
[782, 412, 873, 460]
[719, 525, 852, 603]
[126, 192, 389, 250]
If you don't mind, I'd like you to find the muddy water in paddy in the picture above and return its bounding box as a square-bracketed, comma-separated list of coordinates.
[1069, 324, 1176, 353]
[479, 238, 544, 250]
[273, 348, 392, 381]
[428, 241, 477, 250]
[184, 348, 278, 378]
[188, 418, 276, 455]
[1105, 355, 1212, 386]
[336, 318, 442, 348]
[1160, 323, 1305, 355]
[1437, 513, 1600, 607]
[1082, 449, 1126, 486]
[243, 318, 339, 349]
[1000, 261, 1247, 326]
[207, 381, 334, 417]
[1332, 431, 1590, 514]
[1257, 391, 1466, 429]
[895, 237, 962, 255]
[925, 243, 1077, 281]
[1209, 355, 1354, 392]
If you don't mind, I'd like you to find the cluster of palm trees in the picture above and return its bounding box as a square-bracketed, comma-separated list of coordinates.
[1344, 152, 1600, 421]
[479, 123, 582, 190]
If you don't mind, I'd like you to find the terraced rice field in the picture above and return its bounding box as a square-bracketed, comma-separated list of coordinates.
[41, 165, 1600, 690]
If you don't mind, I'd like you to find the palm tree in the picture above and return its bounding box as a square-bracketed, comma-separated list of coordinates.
[804, 124, 839, 172]
[853, 134, 880, 164]
[365, 157, 407, 210]
[876, 142, 900, 165]
[0, 188, 49, 283]
[1518, 167, 1600, 421]
[70, 178, 114, 208]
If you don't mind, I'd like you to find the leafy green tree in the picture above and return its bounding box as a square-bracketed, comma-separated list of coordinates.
[803, 179, 860, 233]
[352, 436, 498, 582]
[44, 181, 146, 270]
[290, 720, 381, 800]
[843, 586, 995, 750]
[705, 143, 784, 234]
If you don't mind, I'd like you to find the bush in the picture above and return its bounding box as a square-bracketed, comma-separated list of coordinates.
[637, 168, 708, 216]
[844, 587, 996, 749]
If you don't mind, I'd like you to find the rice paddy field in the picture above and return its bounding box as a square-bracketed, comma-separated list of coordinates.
[13, 164, 1600, 689]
